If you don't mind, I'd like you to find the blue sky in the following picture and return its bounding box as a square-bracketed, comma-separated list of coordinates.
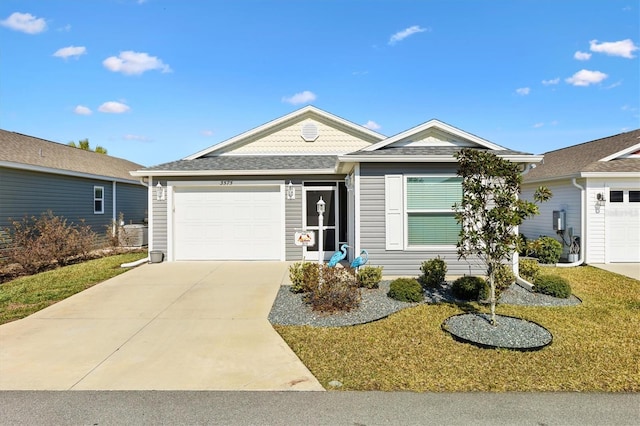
[1, 0, 638, 167]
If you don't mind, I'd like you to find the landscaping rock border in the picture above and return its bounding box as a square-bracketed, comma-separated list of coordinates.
[442, 313, 553, 351]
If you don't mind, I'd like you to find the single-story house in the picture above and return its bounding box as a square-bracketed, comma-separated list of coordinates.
[132, 106, 543, 276]
[0, 129, 148, 243]
[520, 129, 640, 264]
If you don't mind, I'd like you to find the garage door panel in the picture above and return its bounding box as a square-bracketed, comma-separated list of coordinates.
[173, 186, 282, 261]
[608, 206, 640, 262]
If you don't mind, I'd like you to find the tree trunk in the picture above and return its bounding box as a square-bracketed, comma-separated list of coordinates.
[489, 265, 497, 325]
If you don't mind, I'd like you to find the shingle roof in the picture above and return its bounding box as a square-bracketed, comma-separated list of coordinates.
[0, 129, 144, 182]
[344, 146, 531, 156]
[523, 129, 640, 181]
[141, 155, 338, 172]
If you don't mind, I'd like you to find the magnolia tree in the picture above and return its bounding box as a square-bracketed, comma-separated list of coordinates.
[454, 149, 551, 325]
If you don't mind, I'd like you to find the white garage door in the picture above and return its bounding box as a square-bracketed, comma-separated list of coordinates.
[607, 189, 640, 262]
[173, 186, 283, 260]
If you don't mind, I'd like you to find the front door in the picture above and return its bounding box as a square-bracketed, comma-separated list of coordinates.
[304, 186, 338, 261]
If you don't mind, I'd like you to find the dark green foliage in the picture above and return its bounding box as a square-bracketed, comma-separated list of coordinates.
[357, 265, 383, 289]
[528, 236, 563, 264]
[451, 276, 488, 301]
[519, 258, 541, 282]
[493, 264, 515, 298]
[534, 274, 572, 298]
[304, 266, 361, 312]
[3, 211, 97, 274]
[288, 262, 319, 293]
[419, 257, 447, 289]
[387, 278, 424, 302]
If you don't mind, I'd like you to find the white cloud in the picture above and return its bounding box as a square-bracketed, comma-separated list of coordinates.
[123, 134, 150, 142]
[57, 24, 71, 32]
[98, 101, 130, 113]
[516, 87, 530, 95]
[1, 12, 47, 34]
[281, 90, 316, 105]
[388, 25, 428, 45]
[103, 51, 172, 75]
[589, 39, 639, 58]
[53, 46, 87, 59]
[565, 69, 608, 86]
[363, 120, 381, 130]
[542, 77, 560, 86]
[533, 122, 544, 128]
[74, 105, 92, 115]
[574, 51, 591, 61]
[201, 130, 214, 137]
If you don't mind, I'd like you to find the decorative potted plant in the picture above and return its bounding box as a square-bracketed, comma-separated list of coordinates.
[567, 236, 580, 263]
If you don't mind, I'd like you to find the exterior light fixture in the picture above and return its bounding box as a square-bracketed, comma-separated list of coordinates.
[286, 181, 296, 200]
[344, 173, 354, 191]
[156, 181, 166, 201]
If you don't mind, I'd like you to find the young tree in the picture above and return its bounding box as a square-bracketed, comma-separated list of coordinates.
[454, 148, 551, 325]
[68, 138, 108, 154]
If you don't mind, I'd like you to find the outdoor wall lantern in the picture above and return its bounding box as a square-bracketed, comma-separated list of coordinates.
[596, 192, 605, 206]
[156, 181, 166, 201]
[317, 196, 326, 265]
[345, 173, 354, 191]
[286, 181, 296, 200]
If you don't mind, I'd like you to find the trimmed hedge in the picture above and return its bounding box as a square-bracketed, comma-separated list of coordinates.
[388, 278, 424, 302]
[534, 274, 572, 298]
[451, 276, 488, 301]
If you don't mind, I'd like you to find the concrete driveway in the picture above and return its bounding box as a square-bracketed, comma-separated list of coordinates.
[589, 263, 640, 281]
[0, 262, 323, 391]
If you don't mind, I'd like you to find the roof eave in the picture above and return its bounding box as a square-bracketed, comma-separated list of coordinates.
[1, 160, 142, 185]
[338, 154, 544, 163]
[131, 168, 338, 177]
[580, 171, 640, 178]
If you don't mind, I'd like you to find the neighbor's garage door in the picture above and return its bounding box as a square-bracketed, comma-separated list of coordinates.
[173, 186, 282, 260]
[607, 189, 640, 262]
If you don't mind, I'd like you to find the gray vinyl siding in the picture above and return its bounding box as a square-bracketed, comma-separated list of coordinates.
[151, 179, 168, 253]
[359, 163, 485, 278]
[285, 182, 303, 260]
[115, 183, 148, 224]
[0, 167, 145, 243]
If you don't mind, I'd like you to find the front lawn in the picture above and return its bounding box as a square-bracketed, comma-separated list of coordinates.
[274, 266, 640, 391]
[0, 252, 148, 325]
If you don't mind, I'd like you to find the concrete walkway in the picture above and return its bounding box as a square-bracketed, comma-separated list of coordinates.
[0, 262, 323, 391]
[589, 263, 640, 281]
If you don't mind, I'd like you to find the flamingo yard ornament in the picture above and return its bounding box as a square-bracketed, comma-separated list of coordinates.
[328, 244, 350, 267]
[350, 249, 368, 270]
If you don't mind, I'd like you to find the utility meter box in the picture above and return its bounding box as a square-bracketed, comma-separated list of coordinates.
[553, 210, 566, 231]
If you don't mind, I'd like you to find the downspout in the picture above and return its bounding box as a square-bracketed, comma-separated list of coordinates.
[554, 178, 585, 267]
[514, 162, 536, 291]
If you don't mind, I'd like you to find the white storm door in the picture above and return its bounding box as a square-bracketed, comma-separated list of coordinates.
[303, 186, 338, 261]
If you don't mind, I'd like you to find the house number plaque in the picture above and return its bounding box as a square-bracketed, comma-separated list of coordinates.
[220, 180, 233, 185]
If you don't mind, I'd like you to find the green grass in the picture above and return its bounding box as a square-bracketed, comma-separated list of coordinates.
[274, 266, 640, 392]
[0, 252, 148, 325]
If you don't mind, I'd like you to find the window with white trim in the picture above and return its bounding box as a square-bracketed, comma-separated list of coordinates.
[94, 186, 104, 214]
[405, 176, 462, 246]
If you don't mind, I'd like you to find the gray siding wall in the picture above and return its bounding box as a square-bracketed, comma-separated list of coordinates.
[285, 182, 303, 260]
[149, 175, 330, 259]
[359, 163, 485, 278]
[115, 183, 148, 224]
[0, 167, 145, 242]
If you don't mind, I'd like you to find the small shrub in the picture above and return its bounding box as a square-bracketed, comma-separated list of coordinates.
[492, 264, 515, 298]
[357, 265, 383, 289]
[289, 262, 319, 293]
[451, 276, 488, 301]
[519, 258, 540, 282]
[304, 266, 360, 312]
[527, 236, 563, 264]
[534, 274, 572, 298]
[387, 278, 424, 302]
[419, 257, 447, 289]
[4, 211, 97, 274]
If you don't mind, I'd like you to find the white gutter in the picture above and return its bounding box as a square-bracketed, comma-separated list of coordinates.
[338, 154, 545, 163]
[555, 178, 585, 268]
[130, 168, 337, 177]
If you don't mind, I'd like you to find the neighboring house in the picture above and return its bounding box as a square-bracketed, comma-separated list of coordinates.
[132, 106, 542, 276]
[520, 129, 640, 264]
[0, 129, 148, 242]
